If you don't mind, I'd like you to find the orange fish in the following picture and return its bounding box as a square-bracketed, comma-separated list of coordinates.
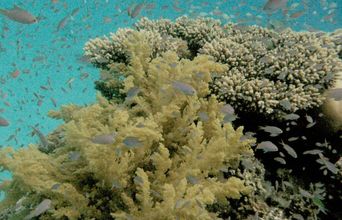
[290, 10, 305, 18]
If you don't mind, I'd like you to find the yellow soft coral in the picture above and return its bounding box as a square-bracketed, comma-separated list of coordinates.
[0, 30, 254, 219]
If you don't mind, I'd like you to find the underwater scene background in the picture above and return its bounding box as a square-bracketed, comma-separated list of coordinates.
[0, 0, 341, 219]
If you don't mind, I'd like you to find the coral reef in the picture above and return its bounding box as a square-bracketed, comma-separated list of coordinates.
[1, 16, 341, 220]
[201, 24, 342, 117]
[85, 16, 342, 119]
[0, 31, 256, 220]
[82, 17, 342, 220]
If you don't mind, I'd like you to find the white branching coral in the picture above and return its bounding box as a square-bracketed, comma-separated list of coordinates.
[200, 24, 342, 117]
[84, 28, 189, 69]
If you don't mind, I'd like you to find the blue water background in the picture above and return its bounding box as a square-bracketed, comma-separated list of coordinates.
[0, 0, 341, 200]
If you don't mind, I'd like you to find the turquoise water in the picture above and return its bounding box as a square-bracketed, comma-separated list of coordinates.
[0, 0, 341, 211]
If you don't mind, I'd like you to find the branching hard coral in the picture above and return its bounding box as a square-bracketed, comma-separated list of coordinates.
[0, 31, 255, 220]
[85, 17, 342, 119]
[84, 28, 189, 69]
[200, 24, 342, 117]
[136, 16, 226, 55]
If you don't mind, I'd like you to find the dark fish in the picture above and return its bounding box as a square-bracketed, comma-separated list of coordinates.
[51, 183, 60, 190]
[0, 5, 37, 24]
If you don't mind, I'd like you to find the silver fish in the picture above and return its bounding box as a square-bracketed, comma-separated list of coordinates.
[172, 81, 196, 96]
[288, 137, 299, 142]
[123, 136, 142, 148]
[303, 149, 323, 155]
[279, 99, 291, 110]
[126, 87, 140, 100]
[283, 113, 300, 120]
[198, 111, 209, 122]
[280, 141, 297, 158]
[68, 151, 81, 161]
[186, 175, 199, 184]
[259, 126, 283, 137]
[305, 114, 313, 123]
[274, 157, 286, 164]
[24, 199, 52, 220]
[256, 141, 278, 153]
[91, 132, 116, 145]
[0, 5, 37, 24]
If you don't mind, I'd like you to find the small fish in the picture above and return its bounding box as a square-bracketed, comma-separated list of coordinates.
[51, 183, 61, 190]
[283, 113, 300, 120]
[126, 87, 140, 99]
[280, 141, 297, 158]
[129, 3, 144, 18]
[287, 137, 299, 142]
[56, 8, 80, 32]
[306, 121, 316, 128]
[259, 126, 283, 136]
[186, 175, 199, 184]
[133, 175, 144, 185]
[123, 136, 142, 148]
[240, 132, 256, 141]
[172, 81, 196, 96]
[221, 104, 237, 123]
[256, 141, 278, 153]
[290, 10, 305, 18]
[279, 99, 292, 110]
[111, 179, 122, 190]
[274, 157, 286, 164]
[10, 69, 20, 78]
[30, 126, 49, 150]
[263, 0, 288, 13]
[221, 104, 235, 115]
[175, 199, 191, 209]
[305, 115, 313, 123]
[0, 5, 37, 24]
[68, 151, 81, 161]
[24, 199, 52, 220]
[91, 132, 116, 145]
[303, 149, 323, 155]
[198, 111, 209, 122]
[0, 116, 10, 126]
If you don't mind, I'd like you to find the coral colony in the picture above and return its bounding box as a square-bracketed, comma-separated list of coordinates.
[0, 17, 341, 220]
